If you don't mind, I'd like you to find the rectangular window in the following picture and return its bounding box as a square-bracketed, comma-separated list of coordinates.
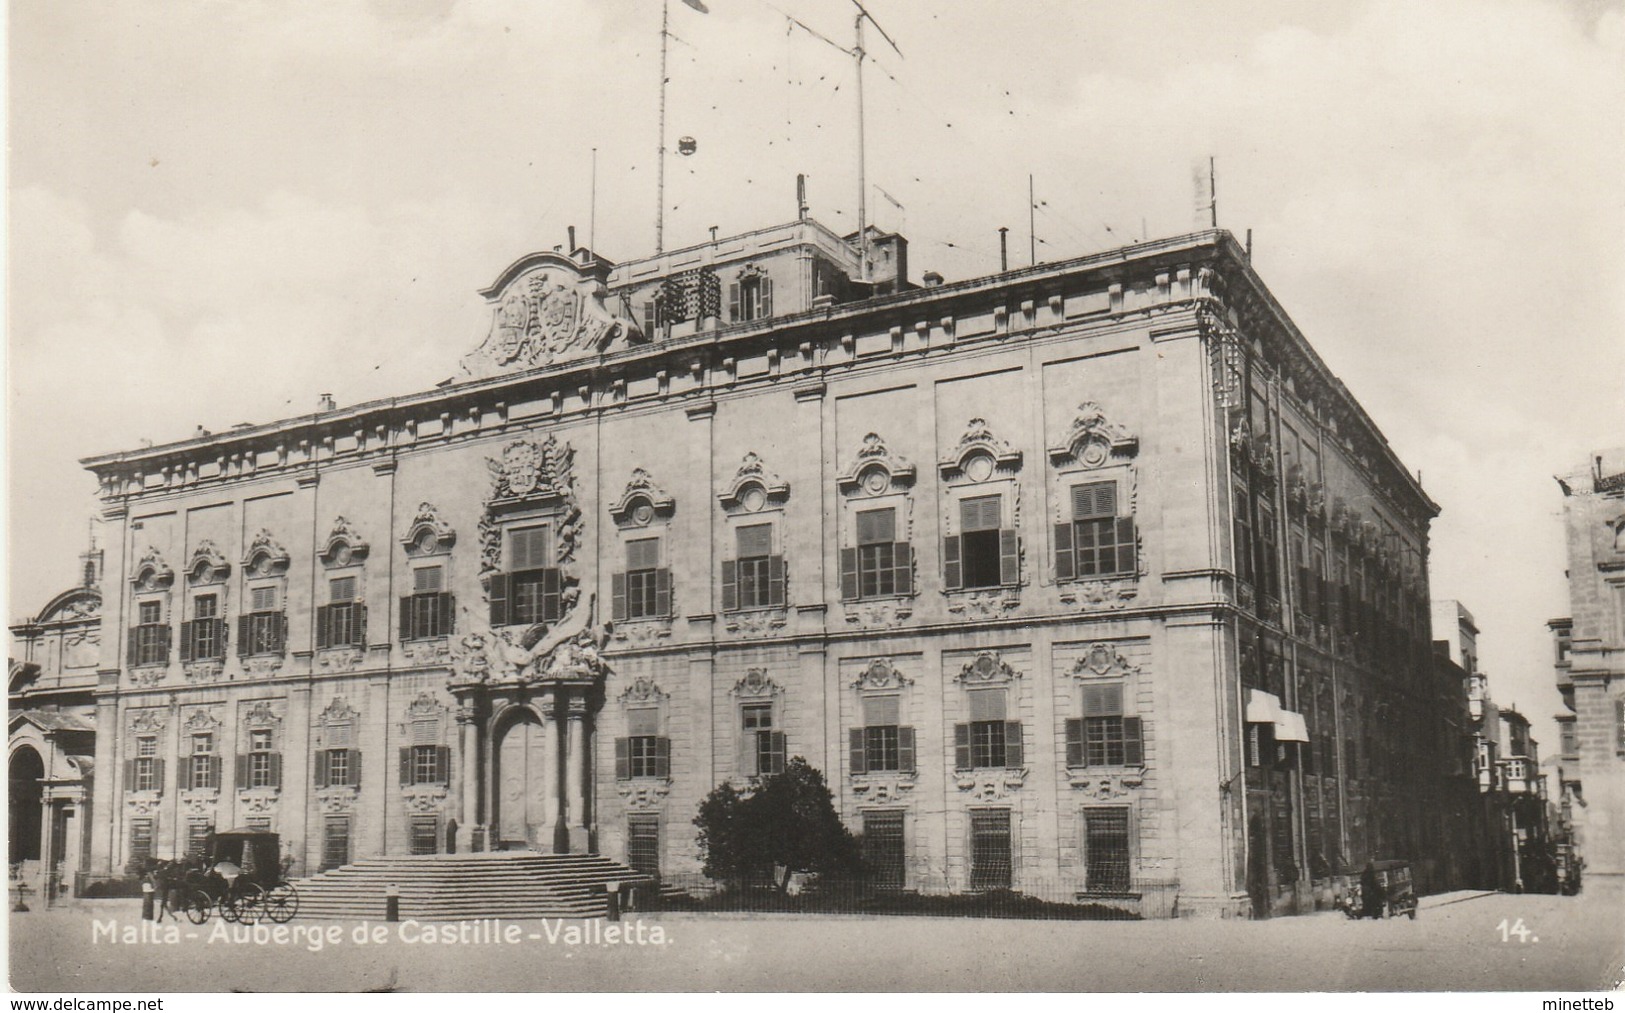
[185, 593, 224, 662]
[863, 810, 906, 890]
[403, 572, 454, 640]
[1067, 683, 1145, 768]
[624, 538, 663, 619]
[139, 601, 162, 625]
[190, 733, 217, 790]
[409, 816, 438, 856]
[1233, 484, 1255, 586]
[134, 735, 158, 792]
[243, 728, 279, 790]
[322, 817, 351, 872]
[731, 523, 783, 610]
[326, 748, 351, 788]
[958, 495, 1005, 589]
[627, 816, 661, 878]
[131, 602, 170, 667]
[857, 508, 897, 597]
[1060, 482, 1136, 580]
[741, 703, 784, 776]
[621, 707, 669, 779]
[413, 744, 441, 785]
[956, 688, 1021, 771]
[969, 810, 1012, 891]
[1084, 807, 1132, 892]
[129, 818, 154, 864]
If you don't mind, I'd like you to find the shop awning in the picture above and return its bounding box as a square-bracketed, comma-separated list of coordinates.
[1274, 709, 1310, 743]
[1245, 689, 1282, 724]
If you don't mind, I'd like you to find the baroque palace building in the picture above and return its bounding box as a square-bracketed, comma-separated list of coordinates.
[64, 215, 1452, 918]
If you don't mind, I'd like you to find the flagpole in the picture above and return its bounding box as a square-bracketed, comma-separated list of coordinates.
[854, 8, 867, 282]
[656, 0, 669, 256]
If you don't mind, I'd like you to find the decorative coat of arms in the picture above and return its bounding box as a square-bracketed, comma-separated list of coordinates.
[460, 255, 643, 379]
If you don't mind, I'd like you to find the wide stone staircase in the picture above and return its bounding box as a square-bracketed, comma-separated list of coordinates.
[289, 852, 654, 921]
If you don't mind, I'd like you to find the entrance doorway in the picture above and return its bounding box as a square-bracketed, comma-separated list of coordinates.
[494, 710, 552, 850]
[9, 747, 44, 865]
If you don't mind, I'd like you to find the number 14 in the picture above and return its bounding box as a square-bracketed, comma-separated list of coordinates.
[1497, 918, 1535, 943]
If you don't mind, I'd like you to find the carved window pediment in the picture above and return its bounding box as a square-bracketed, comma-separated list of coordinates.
[242, 701, 282, 730]
[718, 453, 791, 512]
[1050, 402, 1137, 470]
[401, 503, 457, 556]
[132, 548, 175, 591]
[489, 437, 573, 506]
[730, 667, 783, 699]
[618, 676, 669, 703]
[609, 469, 676, 527]
[320, 517, 370, 567]
[940, 419, 1022, 483]
[954, 651, 1021, 685]
[186, 541, 231, 585]
[183, 708, 221, 732]
[838, 433, 917, 496]
[128, 709, 167, 734]
[852, 657, 913, 691]
[1071, 642, 1140, 679]
[320, 697, 360, 725]
[242, 530, 291, 577]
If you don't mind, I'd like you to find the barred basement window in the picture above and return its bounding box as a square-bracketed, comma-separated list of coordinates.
[322, 817, 351, 872]
[1083, 807, 1132, 892]
[862, 810, 905, 890]
[186, 820, 213, 860]
[969, 810, 1012, 891]
[409, 816, 438, 856]
[129, 818, 154, 864]
[627, 816, 660, 878]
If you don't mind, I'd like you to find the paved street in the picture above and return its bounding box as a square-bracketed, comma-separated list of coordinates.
[8, 888, 1623, 993]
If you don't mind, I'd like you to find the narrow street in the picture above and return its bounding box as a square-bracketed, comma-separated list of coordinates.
[10, 888, 1622, 993]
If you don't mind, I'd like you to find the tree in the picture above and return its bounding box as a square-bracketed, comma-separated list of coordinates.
[693, 756, 862, 892]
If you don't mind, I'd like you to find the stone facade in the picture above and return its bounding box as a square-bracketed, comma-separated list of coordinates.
[73, 221, 1453, 917]
[1552, 450, 1625, 880]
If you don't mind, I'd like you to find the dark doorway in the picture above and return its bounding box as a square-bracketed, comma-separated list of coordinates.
[9, 747, 45, 865]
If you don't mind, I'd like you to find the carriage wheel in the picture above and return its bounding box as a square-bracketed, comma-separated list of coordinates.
[227, 883, 266, 925]
[263, 883, 299, 924]
[182, 889, 212, 925]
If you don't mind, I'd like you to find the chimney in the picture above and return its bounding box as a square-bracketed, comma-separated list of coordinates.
[998, 227, 1009, 272]
[318, 393, 336, 412]
[923, 271, 943, 288]
[710, 226, 719, 243]
[796, 174, 809, 221]
[567, 226, 577, 257]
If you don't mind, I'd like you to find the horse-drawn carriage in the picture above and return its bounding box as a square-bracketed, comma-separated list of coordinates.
[162, 829, 298, 924]
[1335, 859, 1417, 920]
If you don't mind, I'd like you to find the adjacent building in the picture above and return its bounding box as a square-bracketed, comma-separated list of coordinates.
[1551, 449, 1625, 882]
[49, 214, 1463, 917]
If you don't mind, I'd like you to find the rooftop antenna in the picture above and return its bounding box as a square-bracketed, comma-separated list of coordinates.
[589, 147, 598, 262]
[656, 0, 710, 256]
[850, 0, 901, 283]
[1028, 174, 1037, 266]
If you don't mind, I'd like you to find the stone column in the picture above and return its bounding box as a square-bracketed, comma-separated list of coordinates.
[456, 704, 480, 851]
[538, 691, 561, 852]
[565, 694, 589, 853]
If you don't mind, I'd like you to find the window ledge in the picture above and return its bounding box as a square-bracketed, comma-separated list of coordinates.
[1074, 890, 1140, 902]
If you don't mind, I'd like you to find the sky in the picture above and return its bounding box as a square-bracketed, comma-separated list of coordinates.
[7, 0, 1623, 750]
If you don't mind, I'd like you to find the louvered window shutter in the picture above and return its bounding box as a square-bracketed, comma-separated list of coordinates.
[354, 603, 368, 646]
[126, 632, 138, 667]
[435, 745, 451, 784]
[162, 624, 172, 661]
[728, 282, 740, 321]
[353, 749, 363, 788]
[208, 754, 222, 789]
[1124, 717, 1144, 766]
[153, 758, 165, 791]
[123, 759, 135, 788]
[767, 555, 785, 607]
[954, 724, 971, 769]
[1066, 718, 1085, 767]
[1116, 517, 1137, 575]
[893, 543, 913, 595]
[767, 731, 787, 775]
[612, 572, 628, 622]
[542, 568, 562, 621]
[720, 559, 738, 612]
[179, 621, 194, 663]
[488, 572, 511, 627]
[1004, 721, 1024, 768]
[898, 726, 916, 773]
[438, 594, 454, 635]
[314, 750, 329, 789]
[943, 535, 962, 591]
[849, 728, 867, 775]
[655, 737, 671, 778]
[235, 754, 250, 788]
[999, 529, 1020, 586]
[268, 752, 282, 789]
[655, 568, 672, 618]
[399, 747, 413, 787]
[398, 597, 412, 641]
[740, 730, 758, 778]
[1055, 523, 1075, 582]
[760, 276, 773, 317]
[615, 738, 630, 780]
[315, 606, 331, 650]
[840, 547, 859, 600]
